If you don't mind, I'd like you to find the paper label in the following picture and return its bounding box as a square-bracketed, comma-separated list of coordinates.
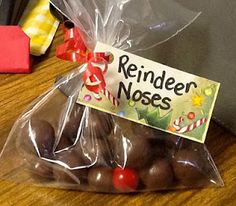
[77, 42, 220, 143]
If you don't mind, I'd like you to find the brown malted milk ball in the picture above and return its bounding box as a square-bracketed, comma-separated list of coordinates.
[113, 132, 153, 169]
[164, 136, 193, 159]
[148, 139, 166, 158]
[62, 104, 85, 142]
[172, 149, 205, 186]
[53, 149, 88, 184]
[164, 135, 182, 158]
[30, 159, 54, 179]
[131, 123, 157, 139]
[139, 158, 173, 190]
[165, 135, 192, 151]
[132, 122, 174, 142]
[164, 135, 182, 148]
[114, 117, 133, 134]
[81, 134, 113, 167]
[55, 135, 74, 151]
[85, 109, 114, 138]
[26, 154, 54, 179]
[28, 119, 55, 157]
[88, 167, 114, 192]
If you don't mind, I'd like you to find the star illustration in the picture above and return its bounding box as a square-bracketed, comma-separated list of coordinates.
[192, 95, 204, 106]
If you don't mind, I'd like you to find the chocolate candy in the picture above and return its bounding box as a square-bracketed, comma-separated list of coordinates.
[131, 121, 172, 158]
[164, 136, 193, 159]
[148, 138, 166, 158]
[140, 159, 173, 190]
[131, 123, 157, 139]
[88, 167, 113, 192]
[114, 117, 132, 133]
[55, 135, 73, 151]
[152, 145, 166, 158]
[164, 135, 182, 159]
[172, 149, 204, 186]
[30, 159, 54, 179]
[85, 109, 113, 138]
[53, 149, 88, 184]
[131, 121, 176, 142]
[112, 131, 152, 169]
[20, 84, 213, 192]
[29, 119, 55, 157]
[25, 153, 54, 179]
[164, 135, 182, 148]
[62, 104, 85, 142]
[81, 135, 113, 167]
[20, 119, 55, 178]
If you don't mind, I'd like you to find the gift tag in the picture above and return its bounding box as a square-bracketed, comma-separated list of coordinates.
[77, 42, 220, 143]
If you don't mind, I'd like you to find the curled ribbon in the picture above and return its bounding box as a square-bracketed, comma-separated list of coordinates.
[56, 24, 87, 62]
[56, 22, 119, 107]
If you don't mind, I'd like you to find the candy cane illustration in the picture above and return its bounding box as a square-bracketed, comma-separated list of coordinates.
[88, 73, 120, 107]
[173, 116, 185, 131]
[102, 89, 120, 107]
[91, 73, 120, 106]
[177, 117, 207, 134]
[92, 92, 102, 101]
[92, 89, 120, 106]
[172, 116, 207, 134]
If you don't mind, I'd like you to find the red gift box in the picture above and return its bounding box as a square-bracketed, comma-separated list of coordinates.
[0, 26, 31, 73]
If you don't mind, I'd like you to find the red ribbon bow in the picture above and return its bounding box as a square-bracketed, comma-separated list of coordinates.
[56, 24, 119, 106]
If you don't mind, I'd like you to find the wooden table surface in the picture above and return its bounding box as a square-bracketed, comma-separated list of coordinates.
[0, 29, 235, 206]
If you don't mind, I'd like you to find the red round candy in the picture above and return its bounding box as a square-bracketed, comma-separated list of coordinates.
[113, 168, 139, 192]
[187, 112, 195, 120]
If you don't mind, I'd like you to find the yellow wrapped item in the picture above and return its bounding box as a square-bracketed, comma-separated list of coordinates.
[19, 0, 59, 56]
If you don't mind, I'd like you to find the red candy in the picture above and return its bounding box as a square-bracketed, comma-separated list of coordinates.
[113, 168, 139, 192]
[187, 112, 196, 120]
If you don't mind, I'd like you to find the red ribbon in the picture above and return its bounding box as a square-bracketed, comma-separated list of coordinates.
[56, 24, 110, 95]
[83, 56, 107, 93]
[56, 26, 87, 62]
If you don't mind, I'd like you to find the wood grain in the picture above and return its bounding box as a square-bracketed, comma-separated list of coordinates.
[0, 28, 235, 206]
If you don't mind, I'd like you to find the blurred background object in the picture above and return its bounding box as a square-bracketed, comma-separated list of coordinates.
[19, 0, 59, 56]
[0, 0, 29, 25]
